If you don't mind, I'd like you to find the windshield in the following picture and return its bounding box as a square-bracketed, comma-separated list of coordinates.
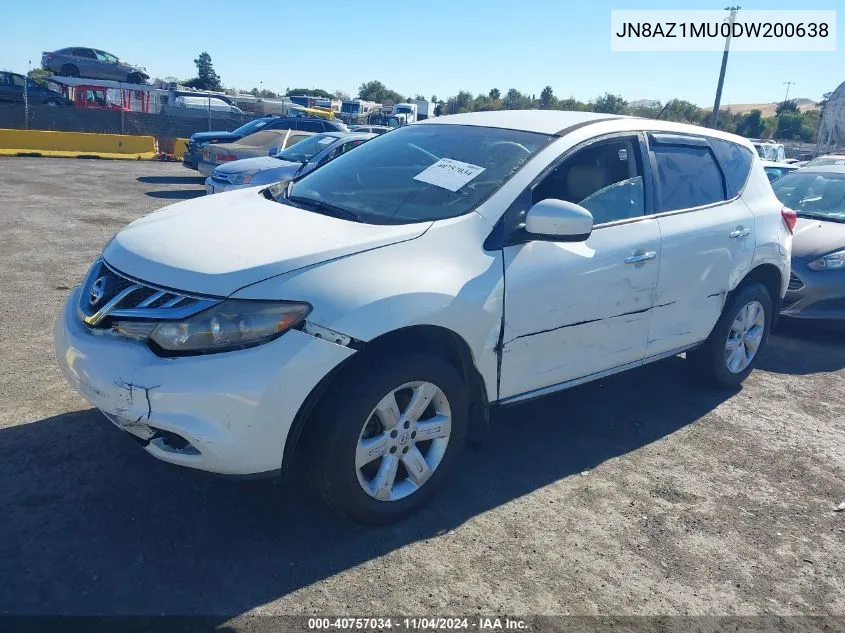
[277, 134, 336, 162]
[772, 171, 845, 221]
[285, 124, 555, 224]
[233, 118, 270, 136]
[342, 102, 360, 114]
[395, 106, 413, 114]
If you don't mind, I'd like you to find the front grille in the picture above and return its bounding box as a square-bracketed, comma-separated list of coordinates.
[77, 258, 219, 327]
[788, 272, 805, 291]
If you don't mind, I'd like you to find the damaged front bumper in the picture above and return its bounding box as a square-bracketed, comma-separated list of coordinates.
[54, 288, 356, 475]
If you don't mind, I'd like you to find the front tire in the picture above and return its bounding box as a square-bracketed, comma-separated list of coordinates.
[127, 72, 143, 84]
[305, 353, 468, 525]
[61, 64, 79, 78]
[689, 282, 772, 387]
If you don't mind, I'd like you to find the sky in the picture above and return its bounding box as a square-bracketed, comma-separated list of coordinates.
[0, 0, 841, 107]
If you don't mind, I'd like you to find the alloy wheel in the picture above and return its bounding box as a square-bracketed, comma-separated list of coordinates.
[355, 381, 451, 502]
[725, 300, 766, 374]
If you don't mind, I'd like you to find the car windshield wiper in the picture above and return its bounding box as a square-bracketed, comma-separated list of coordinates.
[287, 195, 363, 222]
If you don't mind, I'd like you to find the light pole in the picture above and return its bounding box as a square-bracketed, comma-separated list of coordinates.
[781, 81, 795, 106]
[710, 6, 741, 129]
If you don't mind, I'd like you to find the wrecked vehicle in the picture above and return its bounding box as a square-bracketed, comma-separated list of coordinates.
[54, 111, 792, 524]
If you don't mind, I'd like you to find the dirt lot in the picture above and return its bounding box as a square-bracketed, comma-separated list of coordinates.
[0, 157, 843, 619]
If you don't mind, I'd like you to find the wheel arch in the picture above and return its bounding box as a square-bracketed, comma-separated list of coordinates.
[736, 263, 783, 316]
[282, 324, 489, 476]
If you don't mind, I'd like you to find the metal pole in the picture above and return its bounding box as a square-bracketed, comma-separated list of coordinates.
[710, 6, 740, 129]
[207, 92, 211, 131]
[782, 80, 795, 105]
[24, 59, 30, 130]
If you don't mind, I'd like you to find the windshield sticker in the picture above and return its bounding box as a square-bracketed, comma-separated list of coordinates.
[413, 158, 486, 192]
[318, 137, 334, 145]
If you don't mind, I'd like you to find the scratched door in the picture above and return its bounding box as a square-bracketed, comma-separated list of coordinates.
[499, 217, 661, 400]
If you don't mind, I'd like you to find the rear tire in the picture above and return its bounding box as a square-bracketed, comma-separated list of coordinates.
[688, 282, 772, 387]
[304, 353, 468, 525]
[61, 64, 79, 78]
[127, 73, 143, 84]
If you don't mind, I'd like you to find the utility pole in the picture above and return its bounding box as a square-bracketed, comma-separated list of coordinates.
[781, 81, 795, 106]
[710, 6, 741, 129]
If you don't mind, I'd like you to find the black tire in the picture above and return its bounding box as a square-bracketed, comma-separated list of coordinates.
[304, 353, 469, 525]
[127, 73, 142, 84]
[61, 64, 79, 78]
[688, 282, 773, 387]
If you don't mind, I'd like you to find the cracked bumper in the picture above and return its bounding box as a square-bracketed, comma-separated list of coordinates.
[54, 288, 355, 474]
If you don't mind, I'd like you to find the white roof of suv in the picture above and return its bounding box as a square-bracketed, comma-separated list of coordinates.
[424, 110, 623, 134]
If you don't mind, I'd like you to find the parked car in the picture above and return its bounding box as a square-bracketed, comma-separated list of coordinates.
[183, 116, 348, 170]
[198, 130, 315, 176]
[803, 154, 845, 168]
[762, 160, 799, 182]
[41, 47, 148, 84]
[0, 71, 70, 106]
[173, 95, 244, 115]
[55, 111, 792, 524]
[771, 165, 845, 319]
[205, 132, 374, 194]
[349, 125, 391, 135]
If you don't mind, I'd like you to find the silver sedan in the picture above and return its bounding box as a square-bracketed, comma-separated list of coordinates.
[205, 132, 375, 195]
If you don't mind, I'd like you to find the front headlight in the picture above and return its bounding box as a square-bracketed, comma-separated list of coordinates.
[808, 250, 845, 271]
[230, 170, 259, 185]
[114, 300, 311, 355]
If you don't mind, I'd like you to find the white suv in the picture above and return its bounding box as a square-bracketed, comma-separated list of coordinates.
[55, 111, 793, 524]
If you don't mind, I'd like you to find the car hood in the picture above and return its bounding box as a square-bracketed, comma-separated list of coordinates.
[102, 188, 431, 296]
[191, 131, 242, 146]
[793, 217, 845, 260]
[214, 155, 296, 175]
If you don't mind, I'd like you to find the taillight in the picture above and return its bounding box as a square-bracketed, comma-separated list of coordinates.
[216, 153, 237, 162]
[781, 207, 797, 234]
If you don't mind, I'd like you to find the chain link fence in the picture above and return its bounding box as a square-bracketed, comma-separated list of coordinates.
[0, 102, 254, 153]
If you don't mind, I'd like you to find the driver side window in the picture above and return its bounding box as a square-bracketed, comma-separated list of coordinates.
[532, 135, 646, 225]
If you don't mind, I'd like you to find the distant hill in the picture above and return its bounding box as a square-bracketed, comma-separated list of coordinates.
[717, 98, 818, 117]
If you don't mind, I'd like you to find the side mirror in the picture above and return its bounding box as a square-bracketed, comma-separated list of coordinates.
[524, 199, 593, 242]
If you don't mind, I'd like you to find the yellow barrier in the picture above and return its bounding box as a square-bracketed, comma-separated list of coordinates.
[172, 138, 189, 160]
[0, 129, 158, 160]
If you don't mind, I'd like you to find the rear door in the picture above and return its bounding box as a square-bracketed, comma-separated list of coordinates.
[646, 133, 756, 356]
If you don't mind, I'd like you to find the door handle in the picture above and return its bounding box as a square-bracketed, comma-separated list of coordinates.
[729, 227, 751, 239]
[625, 251, 657, 264]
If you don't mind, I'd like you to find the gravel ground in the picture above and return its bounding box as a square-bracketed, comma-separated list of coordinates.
[0, 157, 843, 619]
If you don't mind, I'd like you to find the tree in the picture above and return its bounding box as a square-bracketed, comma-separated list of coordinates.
[27, 68, 53, 88]
[539, 85, 554, 110]
[818, 91, 833, 117]
[249, 88, 278, 98]
[286, 87, 333, 98]
[556, 97, 586, 111]
[489, 88, 501, 100]
[661, 99, 704, 124]
[776, 112, 803, 139]
[431, 94, 437, 103]
[735, 109, 764, 138]
[592, 92, 628, 114]
[776, 99, 800, 116]
[334, 90, 350, 101]
[502, 88, 531, 110]
[183, 52, 222, 91]
[357, 80, 405, 105]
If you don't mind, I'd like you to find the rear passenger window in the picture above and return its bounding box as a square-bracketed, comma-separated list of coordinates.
[710, 138, 754, 197]
[652, 143, 726, 212]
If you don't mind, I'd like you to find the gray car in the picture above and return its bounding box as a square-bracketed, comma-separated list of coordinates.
[41, 47, 148, 84]
[772, 165, 845, 319]
[205, 132, 375, 195]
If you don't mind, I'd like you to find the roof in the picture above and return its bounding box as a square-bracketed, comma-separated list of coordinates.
[422, 110, 624, 135]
